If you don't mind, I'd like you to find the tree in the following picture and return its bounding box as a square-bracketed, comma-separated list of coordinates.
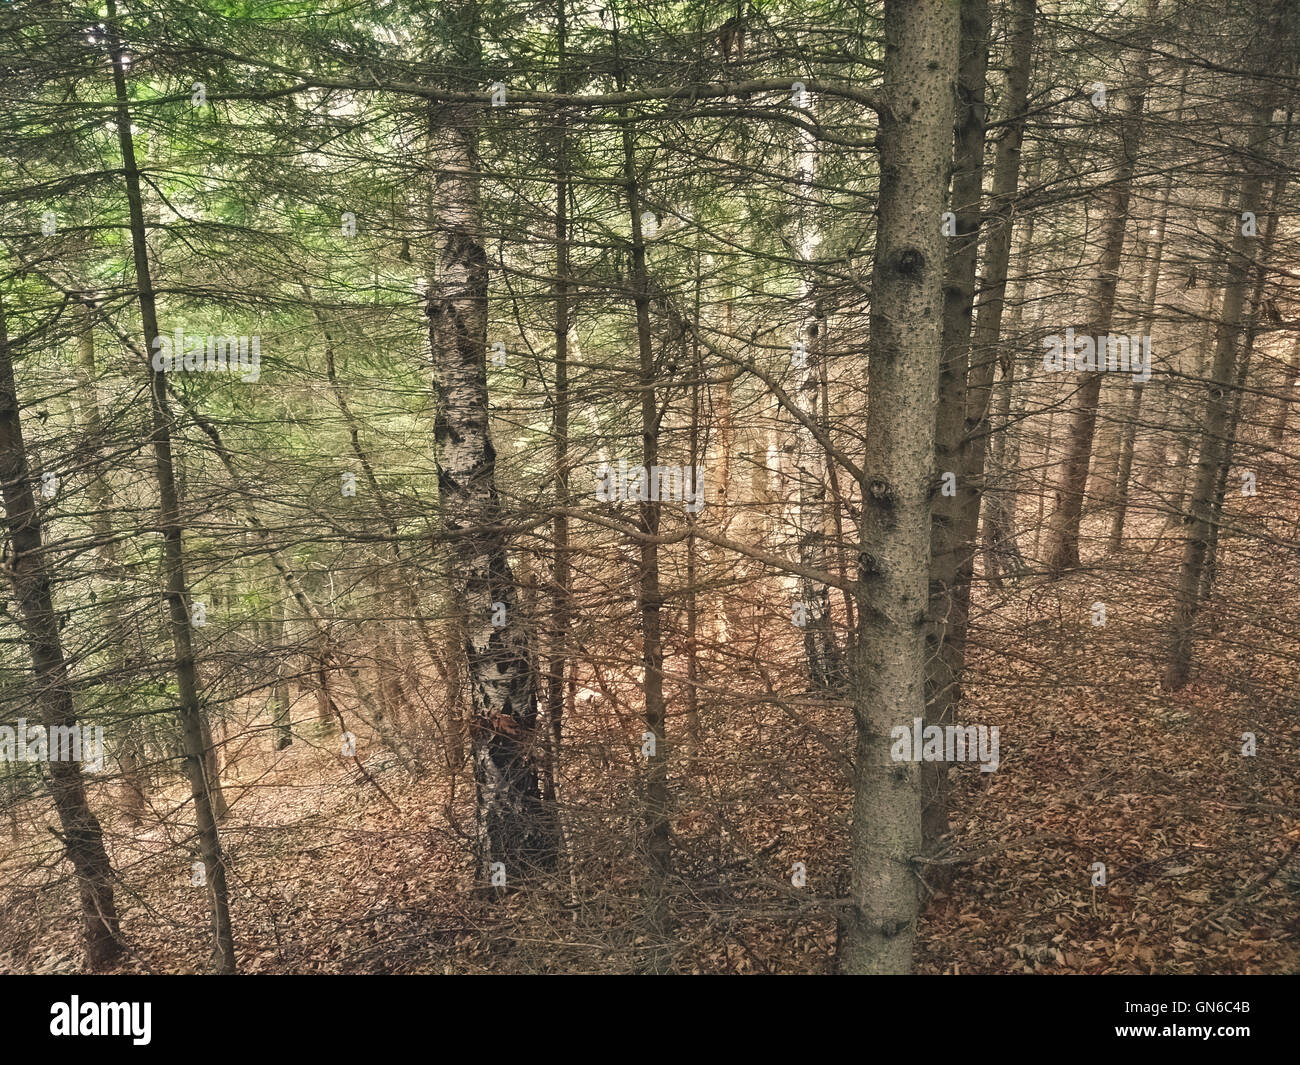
[0, 296, 123, 969]
[427, 1, 556, 882]
[1164, 1, 1287, 689]
[840, 0, 958, 976]
[1043, 0, 1158, 575]
[106, 0, 235, 971]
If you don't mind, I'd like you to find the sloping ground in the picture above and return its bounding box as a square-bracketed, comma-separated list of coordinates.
[1, 490, 1296, 974]
[915, 486, 1300, 973]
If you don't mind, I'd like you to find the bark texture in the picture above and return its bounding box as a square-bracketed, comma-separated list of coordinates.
[0, 299, 123, 970]
[840, 0, 957, 976]
[426, 14, 554, 878]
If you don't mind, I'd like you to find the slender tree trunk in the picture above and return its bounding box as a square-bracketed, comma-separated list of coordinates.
[199, 712, 228, 822]
[924, 0, 990, 855]
[1108, 73, 1185, 548]
[1033, 404, 1055, 559]
[71, 305, 150, 816]
[979, 0, 1037, 586]
[0, 298, 123, 970]
[614, 28, 673, 968]
[546, 0, 572, 803]
[1043, 0, 1156, 574]
[925, 0, 993, 857]
[314, 633, 338, 725]
[72, 306, 116, 565]
[1168, 296, 1220, 516]
[272, 599, 293, 751]
[1108, 383, 1145, 549]
[1164, 102, 1274, 690]
[714, 310, 737, 530]
[1198, 173, 1285, 605]
[1268, 339, 1300, 446]
[792, 91, 841, 691]
[685, 250, 703, 750]
[106, 2, 234, 972]
[821, 336, 858, 641]
[1165, 183, 1232, 511]
[1092, 231, 1151, 505]
[982, 149, 1040, 584]
[840, 0, 957, 976]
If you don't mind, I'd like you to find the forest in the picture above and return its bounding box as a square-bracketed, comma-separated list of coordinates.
[0, 0, 1298, 978]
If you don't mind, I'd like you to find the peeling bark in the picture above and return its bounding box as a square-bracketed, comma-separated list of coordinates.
[426, 5, 555, 880]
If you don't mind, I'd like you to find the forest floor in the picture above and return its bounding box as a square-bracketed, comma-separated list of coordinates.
[1, 490, 1297, 974]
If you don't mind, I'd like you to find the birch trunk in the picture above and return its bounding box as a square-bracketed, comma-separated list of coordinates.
[427, 3, 554, 880]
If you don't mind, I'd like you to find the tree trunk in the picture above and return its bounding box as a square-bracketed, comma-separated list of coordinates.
[1268, 339, 1300, 446]
[107, 1, 235, 972]
[840, 0, 957, 976]
[70, 305, 150, 817]
[685, 249, 704, 751]
[982, 139, 1040, 586]
[272, 600, 293, 751]
[1091, 231, 1151, 506]
[614, 28, 673, 969]
[1044, 0, 1156, 574]
[1164, 101, 1274, 690]
[792, 90, 842, 691]
[0, 297, 123, 970]
[979, 0, 1038, 581]
[1107, 73, 1183, 549]
[314, 633, 337, 725]
[1198, 173, 1285, 606]
[72, 305, 116, 566]
[546, 0, 572, 803]
[924, 0, 990, 855]
[426, 2, 554, 882]
[1164, 182, 1232, 510]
